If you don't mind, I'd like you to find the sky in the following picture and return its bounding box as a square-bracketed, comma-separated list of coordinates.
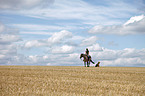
[0, 0, 145, 67]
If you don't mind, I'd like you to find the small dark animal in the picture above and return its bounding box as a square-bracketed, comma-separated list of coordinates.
[95, 62, 100, 67]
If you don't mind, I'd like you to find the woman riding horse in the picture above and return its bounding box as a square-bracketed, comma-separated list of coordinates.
[80, 48, 95, 67]
[85, 48, 95, 64]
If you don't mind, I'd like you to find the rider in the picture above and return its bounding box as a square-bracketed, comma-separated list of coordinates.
[85, 48, 89, 58]
[85, 48, 95, 64]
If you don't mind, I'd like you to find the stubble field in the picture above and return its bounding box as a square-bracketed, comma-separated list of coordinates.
[0, 66, 144, 96]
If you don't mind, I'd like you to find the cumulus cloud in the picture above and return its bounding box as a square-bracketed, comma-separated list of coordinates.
[23, 30, 72, 48]
[80, 36, 98, 46]
[12, 55, 49, 65]
[44, 47, 145, 67]
[0, 22, 21, 64]
[11, 42, 144, 66]
[91, 48, 145, 67]
[0, 0, 54, 10]
[48, 30, 72, 44]
[89, 15, 145, 35]
[0, 23, 21, 44]
[47, 53, 81, 66]
[51, 45, 74, 54]
[87, 43, 103, 51]
[23, 40, 46, 49]
[0, 34, 20, 44]
[102, 57, 145, 67]
[15, 52, 81, 66]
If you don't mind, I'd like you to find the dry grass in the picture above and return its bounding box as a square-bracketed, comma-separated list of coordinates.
[0, 66, 145, 96]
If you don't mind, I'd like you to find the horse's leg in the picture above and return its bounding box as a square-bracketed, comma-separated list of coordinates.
[88, 61, 90, 67]
[87, 58, 91, 67]
[89, 61, 90, 67]
[87, 61, 90, 67]
[87, 61, 88, 67]
[84, 62, 86, 67]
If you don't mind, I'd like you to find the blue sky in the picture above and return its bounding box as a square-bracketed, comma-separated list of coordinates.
[0, 0, 145, 66]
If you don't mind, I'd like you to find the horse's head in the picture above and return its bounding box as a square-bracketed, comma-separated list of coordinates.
[80, 53, 83, 59]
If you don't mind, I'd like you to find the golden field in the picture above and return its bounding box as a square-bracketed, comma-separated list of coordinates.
[0, 66, 144, 96]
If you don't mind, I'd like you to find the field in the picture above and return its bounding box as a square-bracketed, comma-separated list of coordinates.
[0, 66, 144, 96]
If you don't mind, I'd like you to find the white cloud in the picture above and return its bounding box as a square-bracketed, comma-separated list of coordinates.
[44, 53, 81, 66]
[0, 23, 6, 33]
[0, 0, 54, 10]
[90, 48, 145, 67]
[89, 15, 145, 35]
[87, 43, 103, 51]
[12, 24, 70, 31]
[69, 35, 85, 42]
[18, 35, 145, 66]
[0, 34, 20, 44]
[12, 53, 80, 66]
[2, 40, 144, 66]
[0, 54, 5, 59]
[1, 0, 140, 26]
[15, 47, 144, 66]
[91, 48, 117, 60]
[102, 57, 145, 67]
[21, 31, 53, 35]
[65, 53, 81, 65]
[124, 14, 145, 25]
[81, 36, 98, 46]
[51, 45, 74, 54]
[0, 1, 145, 67]
[48, 30, 72, 44]
[23, 40, 44, 48]
[0, 22, 21, 64]
[23, 30, 72, 48]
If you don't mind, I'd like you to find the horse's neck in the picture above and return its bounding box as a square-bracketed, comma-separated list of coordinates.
[83, 54, 87, 56]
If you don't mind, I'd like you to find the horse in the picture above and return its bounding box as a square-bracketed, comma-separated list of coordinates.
[80, 53, 100, 67]
[80, 53, 91, 67]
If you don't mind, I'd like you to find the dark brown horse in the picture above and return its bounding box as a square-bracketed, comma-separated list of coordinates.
[80, 53, 100, 67]
[80, 53, 91, 67]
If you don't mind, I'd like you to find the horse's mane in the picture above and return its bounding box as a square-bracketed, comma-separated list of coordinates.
[81, 53, 87, 56]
